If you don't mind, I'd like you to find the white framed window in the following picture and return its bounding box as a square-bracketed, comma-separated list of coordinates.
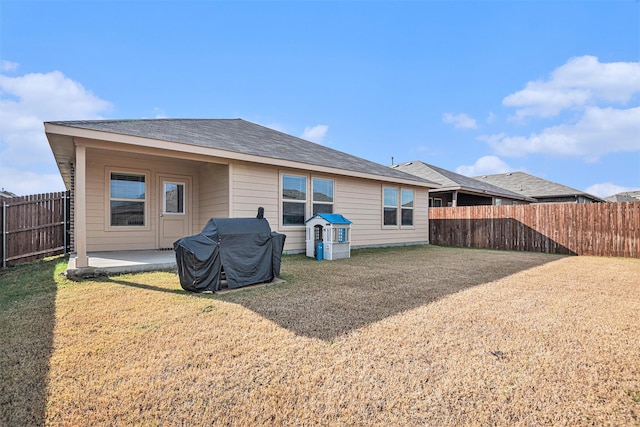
[282, 174, 307, 226]
[383, 187, 398, 226]
[163, 182, 185, 214]
[312, 177, 334, 215]
[401, 189, 414, 226]
[429, 197, 443, 208]
[109, 171, 147, 227]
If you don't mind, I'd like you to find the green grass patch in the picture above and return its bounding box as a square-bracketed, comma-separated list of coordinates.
[0, 256, 67, 307]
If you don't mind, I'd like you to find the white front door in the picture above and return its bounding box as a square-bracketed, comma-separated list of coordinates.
[158, 176, 191, 248]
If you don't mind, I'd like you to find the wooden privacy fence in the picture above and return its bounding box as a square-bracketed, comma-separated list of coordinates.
[1, 192, 71, 267]
[429, 202, 639, 258]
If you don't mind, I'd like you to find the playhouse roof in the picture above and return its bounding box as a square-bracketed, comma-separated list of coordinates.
[306, 213, 352, 225]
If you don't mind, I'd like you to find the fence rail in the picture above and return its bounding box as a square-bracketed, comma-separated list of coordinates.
[429, 202, 639, 258]
[1, 192, 71, 267]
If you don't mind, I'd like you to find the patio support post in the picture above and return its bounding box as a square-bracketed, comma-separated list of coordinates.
[75, 144, 88, 268]
[228, 162, 234, 217]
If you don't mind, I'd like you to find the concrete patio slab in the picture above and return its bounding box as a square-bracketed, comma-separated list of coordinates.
[66, 250, 176, 279]
[64, 250, 286, 292]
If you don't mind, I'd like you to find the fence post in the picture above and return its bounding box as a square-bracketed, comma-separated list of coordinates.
[2, 200, 6, 268]
[63, 192, 68, 255]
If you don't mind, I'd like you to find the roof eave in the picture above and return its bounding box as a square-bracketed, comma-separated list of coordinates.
[44, 123, 437, 189]
[430, 185, 534, 201]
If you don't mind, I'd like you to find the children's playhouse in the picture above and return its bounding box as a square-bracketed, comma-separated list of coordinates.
[305, 213, 352, 260]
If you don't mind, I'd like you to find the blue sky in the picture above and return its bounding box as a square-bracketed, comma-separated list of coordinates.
[1, 0, 639, 197]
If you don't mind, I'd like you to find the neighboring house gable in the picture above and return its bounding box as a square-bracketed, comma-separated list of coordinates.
[473, 172, 604, 204]
[0, 189, 17, 200]
[392, 161, 534, 207]
[605, 191, 640, 203]
[45, 118, 439, 267]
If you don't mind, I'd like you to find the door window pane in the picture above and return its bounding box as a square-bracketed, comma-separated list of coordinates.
[164, 183, 184, 214]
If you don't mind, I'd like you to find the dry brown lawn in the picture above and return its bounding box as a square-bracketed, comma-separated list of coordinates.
[2, 245, 639, 426]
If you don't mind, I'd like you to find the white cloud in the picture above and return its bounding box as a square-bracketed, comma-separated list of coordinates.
[482, 106, 640, 161]
[585, 182, 640, 199]
[0, 60, 18, 72]
[503, 55, 640, 120]
[442, 112, 478, 129]
[0, 66, 111, 195]
[455, 155, 513, 176]
[301, 124, 329, 143]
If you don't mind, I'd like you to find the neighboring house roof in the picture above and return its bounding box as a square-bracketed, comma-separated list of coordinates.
[392, 161, 535, 202]
[605, 191, 640, 202]
[473, 171, 605, 202]
[0, 189, 17, 199]
[45, 118, 439, 188]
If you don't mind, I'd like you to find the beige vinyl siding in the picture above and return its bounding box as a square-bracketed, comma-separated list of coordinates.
[230, 162, 311, 252]
[198, 163, 229, 228]
[227, 164, 429, 253]
[84, 148, 200, 251]
[335, 176, 429, 248]
[82, 147, 429, 253]
[230, 161, 279, 221]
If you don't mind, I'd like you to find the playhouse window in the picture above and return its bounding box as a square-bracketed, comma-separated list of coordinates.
[312, 178, 334, 215]
[109, 172, 146, 226]
[282, 174, 307, 225]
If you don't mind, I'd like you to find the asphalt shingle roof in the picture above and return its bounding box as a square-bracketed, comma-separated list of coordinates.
[47, 118, 437, 186]
[605, 191, 640, 202]
[473, 171, 603, 201]
[392, 161, 534, 201]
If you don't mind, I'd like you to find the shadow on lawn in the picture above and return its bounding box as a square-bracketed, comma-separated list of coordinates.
[0, 258, 60, 426]
[218, 246, 566, 342]
[101, 275, 188, 296]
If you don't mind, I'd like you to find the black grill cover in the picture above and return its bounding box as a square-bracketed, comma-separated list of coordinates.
[174, 217, 286, 292]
